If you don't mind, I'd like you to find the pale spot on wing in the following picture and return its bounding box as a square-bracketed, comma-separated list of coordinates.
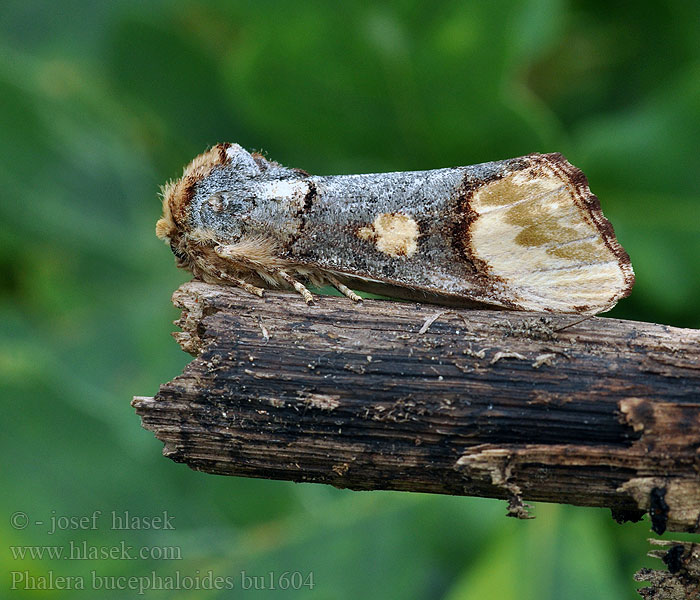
[468, 169, 626, 312]
[357, 213, 419, 258]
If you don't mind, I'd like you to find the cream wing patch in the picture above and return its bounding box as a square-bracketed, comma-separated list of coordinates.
[358, 213, 419, 258]
[469, 168, 627, 313]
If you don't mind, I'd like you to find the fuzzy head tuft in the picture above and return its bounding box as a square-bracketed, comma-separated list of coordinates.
[155, 179, 177, 240]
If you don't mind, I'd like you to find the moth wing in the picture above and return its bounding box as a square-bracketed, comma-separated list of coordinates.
[464, 154, 634, 313]
[316, 154, 633, 314]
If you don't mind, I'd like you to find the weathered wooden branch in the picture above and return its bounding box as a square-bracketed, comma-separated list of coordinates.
[133, 281, 700, 534]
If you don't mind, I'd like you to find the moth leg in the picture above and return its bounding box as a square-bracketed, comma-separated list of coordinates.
[278, 271, 314, 305]
[214, 244, 312, 303]
[216, 270, 265, 298]
[213, 244, 267, 297]
[327, 275, 363, 303]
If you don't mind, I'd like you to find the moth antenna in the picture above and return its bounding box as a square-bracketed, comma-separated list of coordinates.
[327, 275, 363, 303]
[278, 271, 314, 305]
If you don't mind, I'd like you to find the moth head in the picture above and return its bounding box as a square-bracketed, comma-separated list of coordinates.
[156, 144, 239, 266]
[155, 182, 177, 241]
[155, 176, 178, 246]
[156, 143, 306, 266]
[155, 211, 189, 270]
[156, 177, 201, 272]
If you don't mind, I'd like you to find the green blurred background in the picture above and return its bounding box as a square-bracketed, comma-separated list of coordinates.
[2, 1, 698, 598]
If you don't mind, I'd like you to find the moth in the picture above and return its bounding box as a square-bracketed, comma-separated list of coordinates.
[156, 143, 634, 314]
